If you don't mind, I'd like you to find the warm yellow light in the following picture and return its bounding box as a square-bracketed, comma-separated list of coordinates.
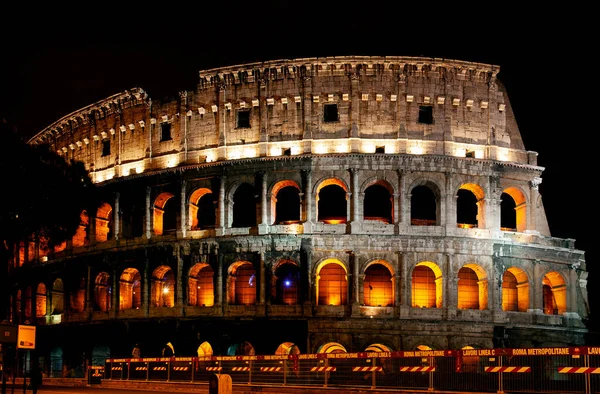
[314, 144, 327, 154]
[163, 286, 169, 294]
[410, 143, 423, 155]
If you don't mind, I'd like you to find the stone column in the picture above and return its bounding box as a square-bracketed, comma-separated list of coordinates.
[350, 169, 360, 233]
[217, 252, 224, 309]
[111, 269, 118, 318]
[351, 251, 359, 305]
[85, 265, 92, 313]
[143, 259, 149, 316]
[397, 169, 406, 228]
[259, 250, 266, 305]
[302, 170, 313, 231]
[397, 252, 405, 307]
[445, 253, 456, 309]
[258, 172, 269, 234]
[113, 192, 120, 241]
[216, 175, 226, 236]
[176, 247, 184, 308]
[145, 186, 152, 239]
[530, 260, 543, 313]
[180, 180, 187, 238]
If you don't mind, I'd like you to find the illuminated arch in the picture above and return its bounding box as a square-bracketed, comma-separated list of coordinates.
[227, 341, 255, 356]
[316, 259, 348, 306]
[501, 186, 527, 232]
[51, 278, 64, 314]
[411, 261, 443, 308]
[197, 341, 213, 357]
[363, 260, 394, 306]
[188, 263, 214, 306]
[94, 272, 111, 312]
[69, 277, 86, 313]
[317, 342, 347, 354]
[189, 187, 215, 230]
[502, 267, 529, 312]
[36, 283, 47, 318]
[95, 202, 113, 242]
[457, 264, 488, 310]
[365, 343, 392, 352]
[151, 265, 175, 307]
[153, 192, 175, 235]
[315, 178, 348, 224]
[275, 342, 301, 355]
[456, 183, 485, 229]
[543, 271, 566, 315]
[270, 180, 301, 225]
[227, 261, 256, 305]
[119, 268, 141, 310]
[24, 286, 32, 321]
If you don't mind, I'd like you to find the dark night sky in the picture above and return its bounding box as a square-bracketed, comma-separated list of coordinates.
[1, 4, 596, 320]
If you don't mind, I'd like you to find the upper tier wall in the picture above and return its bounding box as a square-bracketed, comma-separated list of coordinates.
[28, 56, 533, 180]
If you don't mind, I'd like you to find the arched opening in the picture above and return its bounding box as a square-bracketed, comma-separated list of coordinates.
[275, 342, 301, 355]
[457, 265, 488, 310]
[501, 187, 527, 232]
[120, 195, 144, 239]
[232, 183, 257, 228]
[153, 192, 176, 235]
[317, 342, 347, 354]
[52, 279, 64, 314]
[410, 184, 437, 226]
[363, 183, 393, 223]
[363, 262, 393, 306]
[412, 261, 443, 308]
[50, 347, 63, 377]
[189, 263, 214, 307]
[274, 185, 301, 224]
[502, 267, 529, 312]
[72, 210, 89, 247]
[229, 262, 256, 305]
[24, 286, 32, 322]
[316, 260, 348, 306]
[36, 283, 47, 319]
[190, 188, 216, 230]
[69, 278, 86, 313]
[227, 341, 255, 356]
[197, 341, 213, 357]
[94, 272, 111, 312]
[120, 268, 141, 310]
[91, 346, 110, 367]
[456, 189, 478, 228]
[151, 266, 175, 307]
[95, 202, 113, 242]
[542, 272, 566, 315]
[273, 261, 301, 305]
[317, 179, 347, 224]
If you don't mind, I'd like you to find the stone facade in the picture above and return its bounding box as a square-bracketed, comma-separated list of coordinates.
[13, 56, 588, 363]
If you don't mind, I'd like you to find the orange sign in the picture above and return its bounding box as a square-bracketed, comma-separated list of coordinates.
[16, 325, 36, 349]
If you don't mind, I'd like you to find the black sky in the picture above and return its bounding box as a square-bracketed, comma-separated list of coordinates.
[1, 3, 596, 320]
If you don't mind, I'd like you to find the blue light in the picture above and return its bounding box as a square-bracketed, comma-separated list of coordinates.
[284, 280, 291, 287]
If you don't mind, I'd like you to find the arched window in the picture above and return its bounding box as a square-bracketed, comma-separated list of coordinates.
[542, 272, 566, 315]
[189, 263, 214, 307]
[502, 268, 529, 312]
[410, 185, 437, 226]
[232, 183, 257, 228]
[189, 188, 216, 230]
[364, 263, 393, 306]
[456, 189, 478, 228]
[273, 261, 301, 305]
[52, 279, 64, 314]
[501, 187, 527, 232]
[274, 185, 301, 224]
[94, 272, 111, 312]
[69, 278, 86, 313]
[153, 192, 176, 235]
[412, 262, 442, 308]
[457, 265, 488, 310]
[120, 268, 142, 310]
[317, 261, 347, 306]
[36, 283, 47, 318]
[95, 203, 113, 242]
[363, 184, 393, 223]
[151, 266, 175, 307]
[318, 184, 347, 224]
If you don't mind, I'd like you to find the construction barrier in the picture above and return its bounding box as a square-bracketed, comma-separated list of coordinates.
[101, 346, 600, 393]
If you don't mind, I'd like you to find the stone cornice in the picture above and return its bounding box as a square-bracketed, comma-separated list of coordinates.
[198, 56, 499, 88]
[28, 87, 150, 145]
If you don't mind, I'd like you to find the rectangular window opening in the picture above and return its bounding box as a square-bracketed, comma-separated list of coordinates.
[418, 105, 433, 124]
[282, 147, 291, 156]
[466, 150, 475, 158]
[375, 146, 385, 154]
[160, 123, 172, 142]
[101, 140, 110, 157]
[323, 103, 339, 122]
[237, 109, 251, 128]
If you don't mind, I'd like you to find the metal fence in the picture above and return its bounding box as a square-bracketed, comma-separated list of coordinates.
[103, 346, 600, 393]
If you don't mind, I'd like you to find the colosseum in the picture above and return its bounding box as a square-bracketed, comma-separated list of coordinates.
[10, 55, 589, 373]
